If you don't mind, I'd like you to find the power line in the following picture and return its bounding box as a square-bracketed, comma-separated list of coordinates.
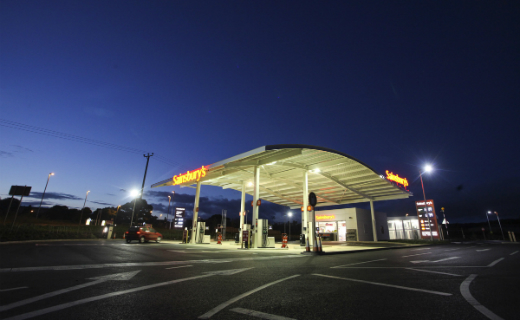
[0, 119, 179, 167]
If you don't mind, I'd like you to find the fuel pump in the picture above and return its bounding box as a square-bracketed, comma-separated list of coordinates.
[196, 221, 206, 244]
[257, 219, 269, 248]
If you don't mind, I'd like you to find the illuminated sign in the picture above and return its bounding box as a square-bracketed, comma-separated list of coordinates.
[316, 215, 335, 220]
[173, 166, 208, 185]
[174, 207, 186, 229]
[386, 170, 409, 188]
[415, 200, 440, 240]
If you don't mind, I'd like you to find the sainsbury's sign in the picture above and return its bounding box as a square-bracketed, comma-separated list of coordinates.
[173, 166, 208, 186]
[316, 215, 335, 220]
[386, 170, 409, 188]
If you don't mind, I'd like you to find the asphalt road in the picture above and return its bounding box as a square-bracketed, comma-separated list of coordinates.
[0, 240, 518, 320]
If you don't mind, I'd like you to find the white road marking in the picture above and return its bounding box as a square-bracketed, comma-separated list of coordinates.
[460, 274, 505, 320]
[406, 268, 461, 277]
[402, 252, 431, 258]
[0, 255, 305, 273]
[198, 275, 300, 319]
[331, 259, 386, 268]
[0, 271, 140, 312]
[444, 248, 461, 252]
[432, 257, 459, 263]
[476, 249, 490, 252]
[488, 258, 504, 267]
[411, 248, 431, 251]
[411, 257, 459, 264]
[0, 287, 28, 292]
[3, 268, 252, 320]
[510, 251, 518, 255]
[230, 307, 297, 320]
[312, 274, 452, 296]
[165, 265, 193, 270]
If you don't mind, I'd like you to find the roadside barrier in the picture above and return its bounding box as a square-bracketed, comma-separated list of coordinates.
[281, 233, 288, 248]
[217, 233, 222, 245]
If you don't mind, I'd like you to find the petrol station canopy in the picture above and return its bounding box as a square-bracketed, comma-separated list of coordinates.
[151, 144, 412, 208]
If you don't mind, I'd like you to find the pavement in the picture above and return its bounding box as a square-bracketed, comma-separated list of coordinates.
[166, 238, 425, 254]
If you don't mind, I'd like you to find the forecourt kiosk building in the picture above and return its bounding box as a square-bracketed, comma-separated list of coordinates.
[151, 145, 412, 248]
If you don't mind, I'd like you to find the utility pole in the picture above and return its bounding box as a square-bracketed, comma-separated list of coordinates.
[140, 153, 154, 199]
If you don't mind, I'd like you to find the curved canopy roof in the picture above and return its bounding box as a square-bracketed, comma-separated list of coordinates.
[151, 144, 412, 208]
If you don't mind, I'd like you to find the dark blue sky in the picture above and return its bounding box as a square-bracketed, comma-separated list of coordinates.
[1, 1, 519, 223]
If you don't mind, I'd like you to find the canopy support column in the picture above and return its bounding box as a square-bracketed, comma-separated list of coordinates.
[190, 181, 201, 244]
[302, 171, 309, 247]
[239, 181, 245, 243]
[370, 200, 378, 242]
[252, 166, 260, 248]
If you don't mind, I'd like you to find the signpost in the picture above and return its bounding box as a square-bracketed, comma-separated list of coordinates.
[174, 207, 186, 229]
[5, 185, 32, 227]
[415, 200, 440, 240]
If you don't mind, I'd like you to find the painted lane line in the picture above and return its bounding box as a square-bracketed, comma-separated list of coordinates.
[0, 271, 140, 312]
[488, 258, 504, 267]
[0, 255, 305, 273]
[402, 252, 431, 258]
[510, 251, 518, 255]
[230, 308, 297, 320]
[444, 248, 461, 252]
[312, 274, 451, 296]
[3, 268, 252, 320]
[0, 287, 28, 293]
[405, 268, 461, 277]
[476, 249, 490, 252]
[411, 248, 431, 251]
[432, 257, 459, 263]
[460, 274, 504, 320]
[198, 275, 300, 319]
[331, 258, 386, 268]
[165, 265, 192, 270]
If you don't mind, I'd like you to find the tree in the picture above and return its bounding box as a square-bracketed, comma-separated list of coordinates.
[114, 199, 154, 226]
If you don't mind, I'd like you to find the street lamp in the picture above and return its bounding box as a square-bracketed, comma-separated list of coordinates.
[36, 172, 54, 218]
[486, 211, 493, 235]
[78, 190, 90, 228]
[491, 211, 505, 241]
[419, 165, 434, 241]
[130, 189, 140, 227]
[169, 191, 175, 229]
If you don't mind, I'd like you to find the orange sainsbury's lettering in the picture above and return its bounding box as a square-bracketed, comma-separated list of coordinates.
[385, 170, 409, 188]
[173, 166, 208, 185]
[316, 215, 335, 220]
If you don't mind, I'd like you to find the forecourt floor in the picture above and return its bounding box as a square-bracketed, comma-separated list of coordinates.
[0, 239, 518, 320]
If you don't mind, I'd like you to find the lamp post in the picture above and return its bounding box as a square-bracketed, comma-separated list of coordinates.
[78, 190, 90, 228]
[36, 172, 54, 218]
[486, 211, 493, 235]
[130, 190, 140, 227]
[167, 195, 171, 229]
[419, 165, 434, 241]
[493, 211, 505, 241]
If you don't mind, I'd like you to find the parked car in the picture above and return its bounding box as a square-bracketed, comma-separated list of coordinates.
[125, 226, 162, 243]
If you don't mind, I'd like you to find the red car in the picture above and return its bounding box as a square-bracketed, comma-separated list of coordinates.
[125, 226, 162, 243]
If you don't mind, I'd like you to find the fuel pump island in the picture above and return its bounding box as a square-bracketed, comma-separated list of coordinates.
[151, 145, 411, 250]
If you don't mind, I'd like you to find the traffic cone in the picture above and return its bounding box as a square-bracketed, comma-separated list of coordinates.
[123, 233, 125, 239]
[318, 236, 322, 252]
[313, 237, 318, 252]
[306, 237, 310, 252]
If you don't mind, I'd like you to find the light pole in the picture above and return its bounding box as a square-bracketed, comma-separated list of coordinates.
[486, 211, 493, 235]
[36, 172, 54, 218]
[288, 212, 292, 242]
[78, 190, 90, 228]
[130, 190, 140, 227]
[493, 211, 505, 241]
[419, 165, 434, 241]
[170, 191, 175, 229]
[167, 195, 171, 229]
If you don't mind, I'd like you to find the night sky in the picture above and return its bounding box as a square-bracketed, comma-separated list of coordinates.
[1, 1, 519, 224]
